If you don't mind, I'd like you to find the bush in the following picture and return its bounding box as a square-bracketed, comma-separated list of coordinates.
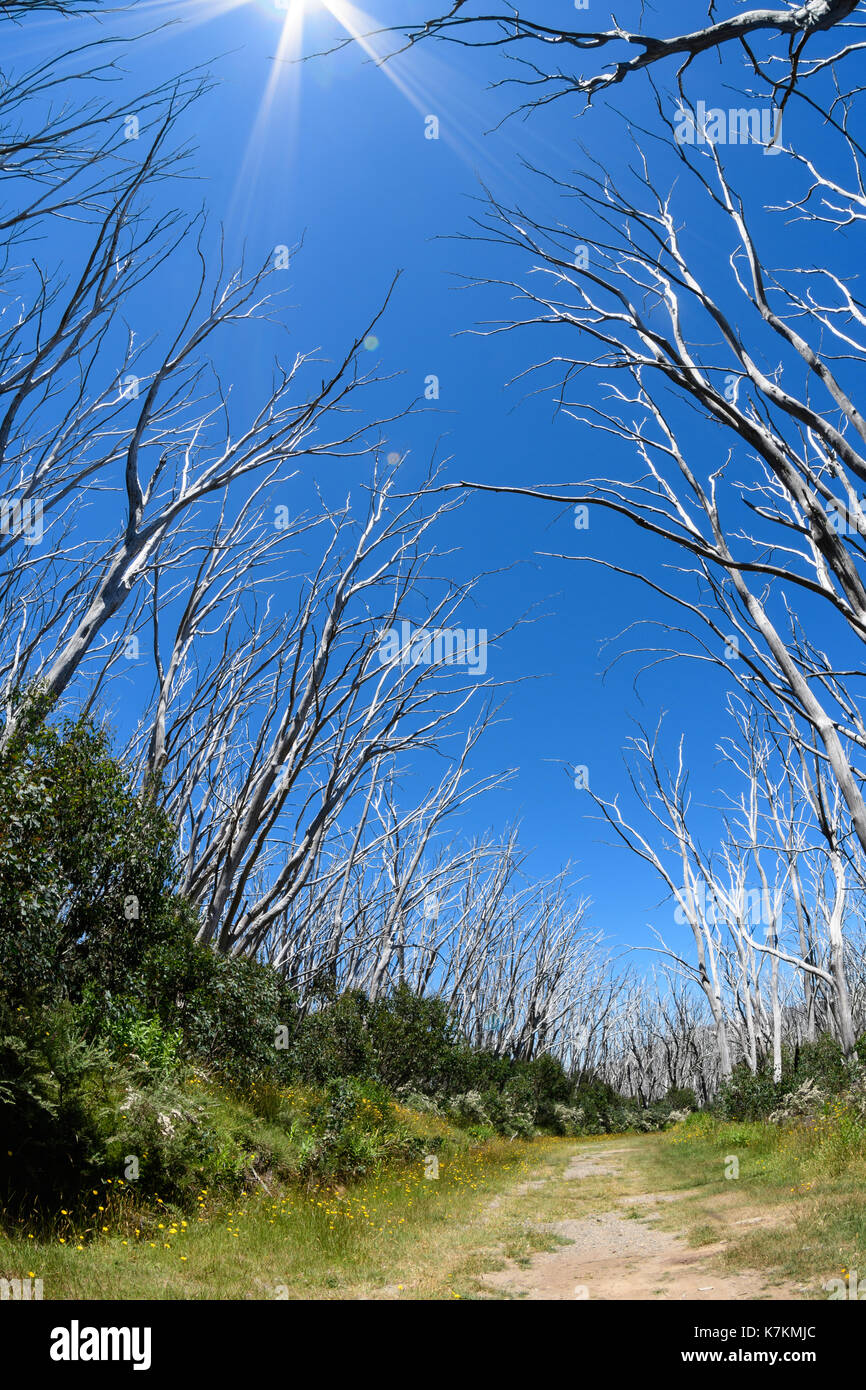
[663, 1085, 698, 1112]
[106, 1014, 184, 1075]
[448, 1089, 491, 1127]
[0, 700, 181, 1009]
[167, 948, 298, 1084]
[483, 1088, 535, 1138]
[791, 1035, 853, 1093]
[290, 992, 374, 1086]
[570, 1077, 630, 1132]
[0, 1000, 110, 1208]
[716, 1063, 785, 1121]
[104, 1074, 252, 1202]
[716, 1035, 863, 1123]
[287, 986, 505, 1098]
[551, 1102, 586, 1136]
[767, 1077, 826, 1124]
[299, 1077, 422, 1181]
[367, 985, 465, 1092]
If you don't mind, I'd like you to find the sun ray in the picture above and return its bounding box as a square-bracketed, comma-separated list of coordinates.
[125, 0, 542, 223]
[317, 0, 435, 121]
[307, 2, 555, 193]
[227, 0, 311, 227]
[121, 0, 253, 34]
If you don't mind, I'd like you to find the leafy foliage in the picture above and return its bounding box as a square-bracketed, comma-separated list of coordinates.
[0, 703, 685, 1217]
[716, 1036, 866, 1121]
[0, 697, 181, 1006]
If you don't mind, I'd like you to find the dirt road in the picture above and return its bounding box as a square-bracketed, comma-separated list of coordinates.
[477, 1144, 803, 1301]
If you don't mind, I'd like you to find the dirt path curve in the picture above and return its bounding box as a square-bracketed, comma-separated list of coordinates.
[479, 1145, 799, 1301]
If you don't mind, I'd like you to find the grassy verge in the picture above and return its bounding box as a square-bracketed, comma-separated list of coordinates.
[11, 1090, 865, 1300]
[0, 1129, 579, 1300]
[627, 1112, 866, 1295]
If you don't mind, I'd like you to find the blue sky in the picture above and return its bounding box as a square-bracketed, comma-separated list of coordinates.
[10, 0, 850, 966]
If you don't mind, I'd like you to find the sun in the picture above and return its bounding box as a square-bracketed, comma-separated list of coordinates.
[133, 0, 477, 216]
[136, 0, 440, 131]
[226, 0, 436, 211]
[255, 0, 394, 79]
[130, 0, 338, 43]
[251, 0, 328, 33]
[230, 0, 516, 211]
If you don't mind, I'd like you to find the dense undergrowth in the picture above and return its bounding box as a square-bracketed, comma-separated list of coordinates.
[0, 703, 690, 1235]
[3, 703, 865, 1247]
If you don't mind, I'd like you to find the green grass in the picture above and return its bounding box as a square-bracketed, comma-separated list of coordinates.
[639, 1108, 866, 1293]
[11, 1079, 866, 1301]
[3, 1036, 594, 1300]
[0, 1135, 575, 1299]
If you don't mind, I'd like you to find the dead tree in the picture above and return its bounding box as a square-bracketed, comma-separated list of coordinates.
[324, 3, 861, 110]
[0, 2, 401, 737]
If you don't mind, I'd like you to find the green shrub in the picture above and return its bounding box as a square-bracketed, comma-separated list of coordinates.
[570, 1077, 630, 1131]
[367, 984, 465, 1092]
[109, 1015, 184, 1074]
[448, 1089, 491, 1127]
[508, 1053, 571, 1129]
[0, 1000, 110, 1209]
[716, 1035, 863, 1123]
[663, 1085, 697, 1111]
[169, 949, 297, 1083]
[290, 991, 374, 1086]
[102, 1070, 265, 1202]
[716, 1063, 785, 1121]
[791, 1035, 853, 1092]
[299, 1076, 422, 1181]
[0, 701, 182, 1010]
[483, 1087, 535, 1138]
